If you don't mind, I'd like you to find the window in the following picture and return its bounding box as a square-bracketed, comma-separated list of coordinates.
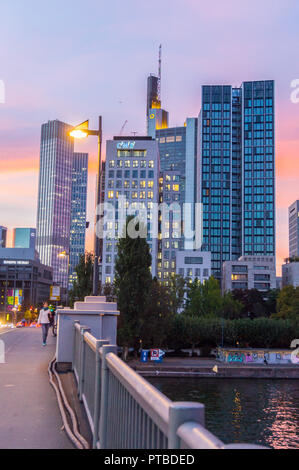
[149, 161, 154, 168]
[184, 257, 203, 265]
[108, 191, 114, 199]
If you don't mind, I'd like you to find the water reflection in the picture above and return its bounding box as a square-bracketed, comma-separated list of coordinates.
[149, 378, 299, 449]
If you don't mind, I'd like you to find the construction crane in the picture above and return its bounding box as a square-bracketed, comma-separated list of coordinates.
[119, 120, 128, 136]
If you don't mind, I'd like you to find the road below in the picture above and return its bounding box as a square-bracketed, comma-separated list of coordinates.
[0, 327, 74, 449]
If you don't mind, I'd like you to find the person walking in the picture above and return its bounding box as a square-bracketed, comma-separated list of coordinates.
[38, 301, 51, 346]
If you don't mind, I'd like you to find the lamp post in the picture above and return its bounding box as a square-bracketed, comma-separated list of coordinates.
[69, 118, 103, 297]
[58, 251, 70, 305]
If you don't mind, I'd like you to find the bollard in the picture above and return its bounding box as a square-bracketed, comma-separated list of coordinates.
[99, 344, 118, 449]
[78, 326, 91, 401]
[92, 339, 110, 449]
[72, 321, 80, 373]
[168, 402, 205, 449]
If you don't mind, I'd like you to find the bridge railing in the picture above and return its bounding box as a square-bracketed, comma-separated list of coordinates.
[72, 323, 267, 450]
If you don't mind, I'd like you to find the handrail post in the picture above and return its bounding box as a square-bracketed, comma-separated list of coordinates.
[168, 402, 205, 449]
[78, 326, 91, 401]
[72, 321, 80, 372]
[99, 345, 118, 449]
[92, 339, 110, 449]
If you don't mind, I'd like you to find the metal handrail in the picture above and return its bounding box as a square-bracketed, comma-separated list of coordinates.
[177, 422, 224, 449]
[72, 322, 268, 450]
[105, 352, 171, 436]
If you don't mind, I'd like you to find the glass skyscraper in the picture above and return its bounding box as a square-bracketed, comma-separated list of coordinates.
[288, 200, 299, 258]
[36, 120, 74, 289]
[69, 152, 88, 288]
[198, 80, 275, 281]
[155, 119, 198, 282]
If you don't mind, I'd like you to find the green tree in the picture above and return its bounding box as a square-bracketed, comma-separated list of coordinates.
[69, 253, 94, 307]
[167, 274, 186, 315]
[275, 286, 299, 320]
[115, 216, 152, 358]
[141, 279, 173, 348]
[185, 277, 223, 317]
[232, 289, 267, 318]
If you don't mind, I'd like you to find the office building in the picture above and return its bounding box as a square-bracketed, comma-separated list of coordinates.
[282, 260, 299, 288]
[69, 153, 88, 288]
[176, 250, 211, 283]
[0, 227, 7, 248]
[0, 248, 53, 314]
[36, 120, 74, 290]
[157, 117, 198, 250]
[222, 256, 276, 292]
[101, 137, 160, 284]
[288, 200, 299, 258]
[13, 228, 36, 249]
[198, 81, 275, 281]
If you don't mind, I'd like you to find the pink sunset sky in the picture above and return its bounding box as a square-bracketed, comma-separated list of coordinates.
[0, 0, 299, 274]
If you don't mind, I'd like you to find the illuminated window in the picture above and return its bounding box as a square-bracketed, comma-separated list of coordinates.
[132, 192, 138, 199]
[109, 160, 115, 168]
[140, 181, 146, 188]
[132, 181, 138, 188]
[117, 160, 123, 168]
[160, 138, 165, 143]
[125, 160, 131, 168]
[148, 181, 154, 188]
[166, 136, 175, 143]
[133, 160, 139, 168]
[173, 184, 179, 192]
[140, 191, 146, 199]
[148, 191, 154, 199]
[140, 160, 147, 168]
[108, 191, 114, 199]
[149, 161, 154, 168]
[176, 136, 182, 142]
[124, 181, 130, 188]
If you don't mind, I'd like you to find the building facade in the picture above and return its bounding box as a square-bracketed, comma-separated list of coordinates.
[69, 152, 88, 288]
[101, 137, 160, 284]
[0, 227, 7, 248]
[36, 120, 74, 289]
[198, 81, 275, 282]
[13, 228, 36, 249]
[282, 260, 299, 288]
[176, 250, 211, 283]
[222, 256, 276, 293]
[0, 248, 53, 314]
[288, 200, 299, 258]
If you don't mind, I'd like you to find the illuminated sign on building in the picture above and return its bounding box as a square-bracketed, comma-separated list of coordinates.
[3, 260, 30, 265]
[116, 141, 136, 150]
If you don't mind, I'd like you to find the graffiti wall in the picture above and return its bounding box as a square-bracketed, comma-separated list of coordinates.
[218, 348, 292, 365]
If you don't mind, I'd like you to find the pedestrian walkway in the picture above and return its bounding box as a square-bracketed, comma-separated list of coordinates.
[0, 328, 73, 449]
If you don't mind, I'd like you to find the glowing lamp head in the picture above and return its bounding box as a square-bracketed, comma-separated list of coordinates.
[69, 129, 88, 139]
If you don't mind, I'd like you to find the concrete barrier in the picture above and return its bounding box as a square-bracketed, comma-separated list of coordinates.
[56, 296, 120, 370]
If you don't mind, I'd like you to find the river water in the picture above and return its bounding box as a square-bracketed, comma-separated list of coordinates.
[149, 378, 299, 449]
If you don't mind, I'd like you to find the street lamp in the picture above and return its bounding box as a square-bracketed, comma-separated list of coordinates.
[69, 118, 103, 297]
[58, 251, 70, 305]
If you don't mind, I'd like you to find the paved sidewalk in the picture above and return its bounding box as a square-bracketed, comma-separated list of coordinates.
[0, 328, 74, 449]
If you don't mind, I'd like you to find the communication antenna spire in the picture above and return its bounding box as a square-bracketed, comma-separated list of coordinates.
[158, 44, 162, 103]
